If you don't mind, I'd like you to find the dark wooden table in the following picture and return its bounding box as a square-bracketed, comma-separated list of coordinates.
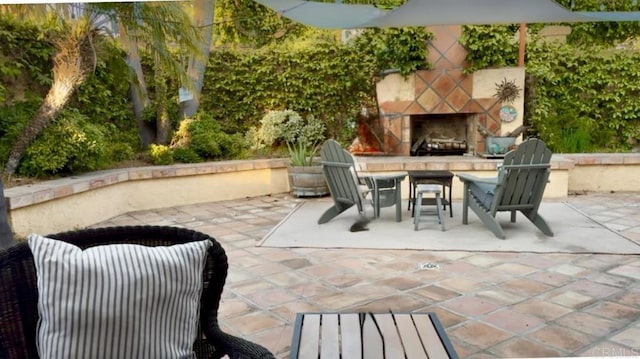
[290, 312, 458, 359]
[408, 170, 454, 218]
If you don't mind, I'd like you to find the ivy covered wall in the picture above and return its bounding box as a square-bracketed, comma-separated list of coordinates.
[199, 41, 378, 142]
[462, 25, 640, 153]
[525, 39, 640, 152]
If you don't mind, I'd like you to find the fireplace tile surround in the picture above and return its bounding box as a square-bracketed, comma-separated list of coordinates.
[375, 25, 525, 156]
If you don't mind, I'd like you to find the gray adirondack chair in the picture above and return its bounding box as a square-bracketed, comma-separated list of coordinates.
[318, 140, 373, 231]
[457, 138, 554, 239]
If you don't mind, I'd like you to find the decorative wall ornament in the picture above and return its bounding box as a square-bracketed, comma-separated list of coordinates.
[494, 77, 521, 104]
[494, 78, 521, 123]
[499, 104, 518, 123]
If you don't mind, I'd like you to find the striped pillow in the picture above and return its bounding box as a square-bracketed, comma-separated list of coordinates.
[28, 234, 211, 359]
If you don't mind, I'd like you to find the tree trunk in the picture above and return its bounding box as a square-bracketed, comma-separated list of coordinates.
[156, 105, 171, 145]
[178, 0, 215, 119]
[0, 178, 14, 249]
[154, 61, 171, 145]
[120, 23, 155, 147]
[155, 70, 171, 144]
[130, 83, 156, 147]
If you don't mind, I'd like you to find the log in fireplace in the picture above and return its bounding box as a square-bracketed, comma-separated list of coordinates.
[411, 138, 467, 156]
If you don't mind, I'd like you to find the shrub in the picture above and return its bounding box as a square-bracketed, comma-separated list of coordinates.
[19, 110, 110, 177]
[172, 147, 201, 163]
[215, 132, 248, 159]
[186, 120, 223, 158]
[171, 112, 248, 160]
[2, 100, 137, 176]
[249, 110, 326, 166]
[249, 110, 297, 150]
[107, 142, 136, 162]
[148, 144, 174, 165]
[0, 98, 41, 165]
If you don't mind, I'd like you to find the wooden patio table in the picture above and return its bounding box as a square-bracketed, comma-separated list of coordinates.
[289, 312, 458, 359]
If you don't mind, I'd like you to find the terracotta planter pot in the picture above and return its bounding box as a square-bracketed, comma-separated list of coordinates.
[287, 165, 329, 198]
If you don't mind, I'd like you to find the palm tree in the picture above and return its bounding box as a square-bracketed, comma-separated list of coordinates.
[109, 2, 203, 145]
[1, 3, 202, 176]
[4, 18, 99, 175]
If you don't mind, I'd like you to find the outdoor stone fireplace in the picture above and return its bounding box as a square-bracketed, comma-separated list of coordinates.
[374, 25, 525, 156]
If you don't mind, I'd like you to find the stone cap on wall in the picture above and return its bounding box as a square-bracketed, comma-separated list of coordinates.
[354, 154, 576, 172]
[4, 159, 287, 211]
[4, 153, 640, 211]
[559, 153, 640, 165]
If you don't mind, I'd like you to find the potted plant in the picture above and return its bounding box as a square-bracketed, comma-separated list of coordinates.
[250, 110, 329, 197]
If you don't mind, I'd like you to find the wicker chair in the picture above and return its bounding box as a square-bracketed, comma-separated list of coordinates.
[0, 225, 275, 359]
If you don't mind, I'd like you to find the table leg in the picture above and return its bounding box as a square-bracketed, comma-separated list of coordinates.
[448, 182, 453, 217]
[368, 178, 380, 219]
[374, 189, 380, 218]
[395, 179, 402, 222]
[462, 182, 469, 224]
[436, 193, 446, 231]
[407, 180, 416, 212]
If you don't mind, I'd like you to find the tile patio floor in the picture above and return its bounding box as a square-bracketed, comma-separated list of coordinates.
[93, 192, 640, 358]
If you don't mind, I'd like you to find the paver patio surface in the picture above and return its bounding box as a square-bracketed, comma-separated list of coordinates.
[93, 192, 640, 358]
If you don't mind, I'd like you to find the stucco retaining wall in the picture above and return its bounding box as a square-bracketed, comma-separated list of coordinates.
[562, 153, 640, 192]
[5, 160, 288, 237]
[4, 153, 639, 238]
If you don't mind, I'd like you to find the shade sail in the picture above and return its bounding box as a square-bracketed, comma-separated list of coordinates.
[254, 0, 640, 28]
[254, 0, 388, 28]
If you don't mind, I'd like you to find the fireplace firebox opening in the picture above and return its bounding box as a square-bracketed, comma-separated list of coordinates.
[410, 114, 476, 156]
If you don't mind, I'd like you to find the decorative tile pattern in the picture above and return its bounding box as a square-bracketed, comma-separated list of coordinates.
[377, 25, 505, 155]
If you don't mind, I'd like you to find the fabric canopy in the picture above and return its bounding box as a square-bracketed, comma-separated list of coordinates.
[254, 0, 640, 28]
[256, 0, 388, 28]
